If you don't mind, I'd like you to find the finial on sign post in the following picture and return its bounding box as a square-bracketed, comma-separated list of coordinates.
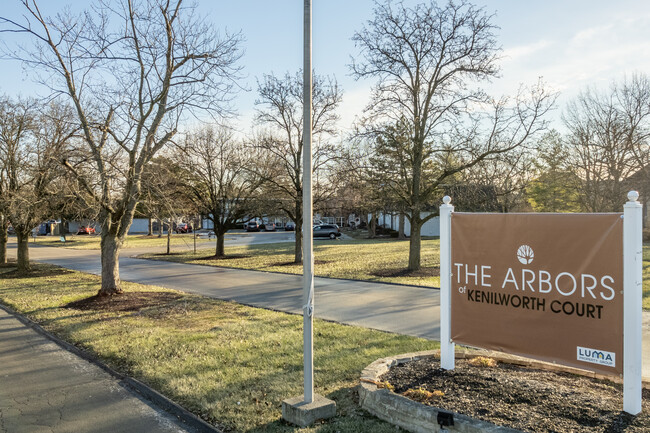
[627, 191, 639, 203]
[443, 195, 451, 205]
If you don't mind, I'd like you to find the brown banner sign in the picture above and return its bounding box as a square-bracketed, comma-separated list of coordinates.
[451, 213, 623, 375]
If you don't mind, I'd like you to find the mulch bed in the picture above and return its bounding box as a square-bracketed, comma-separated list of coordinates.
[372, 267, 439, 278]
[380, 357, 650, 432]
[64, 292, 182, 312]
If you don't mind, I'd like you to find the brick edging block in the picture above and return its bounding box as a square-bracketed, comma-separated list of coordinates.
[359, 350, 522, 433]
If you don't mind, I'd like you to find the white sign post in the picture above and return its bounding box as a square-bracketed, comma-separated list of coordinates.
[623, 190, 643, 415]
[440, 195, 454, 370]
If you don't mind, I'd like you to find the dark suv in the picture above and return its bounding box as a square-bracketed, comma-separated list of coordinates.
[246, 221, 260, 232]
[313, 224, 341, 239]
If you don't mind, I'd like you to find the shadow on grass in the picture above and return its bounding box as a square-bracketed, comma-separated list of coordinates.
[371, 267, 439, 278]
[196, 254, 252, 261]
[0, 267, 74, 279]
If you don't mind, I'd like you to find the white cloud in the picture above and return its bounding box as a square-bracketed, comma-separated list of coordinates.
[335, 85, 373, 133]
[502, 40, 552, 63]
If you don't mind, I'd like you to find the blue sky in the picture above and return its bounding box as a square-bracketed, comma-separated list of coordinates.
[2, 0, 650, 133]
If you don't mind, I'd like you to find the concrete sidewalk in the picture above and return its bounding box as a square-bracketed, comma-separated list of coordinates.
[0, 307, 203, 433]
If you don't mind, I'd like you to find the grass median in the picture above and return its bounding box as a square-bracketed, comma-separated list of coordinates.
[0, 263, 436, 432]
[140, 238, 442, 288]
[32, 234, 213, 250]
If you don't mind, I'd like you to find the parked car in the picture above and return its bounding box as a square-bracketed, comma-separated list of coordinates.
[284, 221, 295, 231]
[313, 224, 341, 239]
[77, 225, 96, 235]
[263, 222, 276, 232]
[246, 221, 260, 232]
[175, 223, 192, 234]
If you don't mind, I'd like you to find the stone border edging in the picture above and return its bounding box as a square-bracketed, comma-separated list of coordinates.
[359, 350, 522, 433]
[359, 349, 650, 433]
[0, 302, 223, 433]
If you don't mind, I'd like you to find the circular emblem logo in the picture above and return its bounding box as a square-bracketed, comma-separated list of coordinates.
[517, 245, 534, 265]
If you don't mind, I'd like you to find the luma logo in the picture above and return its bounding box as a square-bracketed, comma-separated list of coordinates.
[517, 245, 534, 265]
[577, 346, 615, 367]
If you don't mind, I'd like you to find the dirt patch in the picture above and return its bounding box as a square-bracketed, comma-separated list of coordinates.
[196, 254, 251, 260]
[380, 356, 649, 432]
[152, 252, 185, 256]
[64, 292, 182, 312]
[372, 267, 439, 278]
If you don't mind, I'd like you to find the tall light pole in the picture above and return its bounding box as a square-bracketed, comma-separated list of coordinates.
[302, 0, 315, 405]
[281, 1, 336, 426]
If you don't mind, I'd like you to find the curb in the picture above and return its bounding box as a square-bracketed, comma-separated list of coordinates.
[0, 302, 223, 433]
[359, 350, 522, 433]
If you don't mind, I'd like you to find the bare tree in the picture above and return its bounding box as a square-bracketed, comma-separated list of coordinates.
[179, 126, 261, 257]
[351, 0, 555, 270]
[0, 96, 32, 266]
[565, 74, 650, 212]
[1, 0, 243, 294]
[0, 98, 75, 271]
[463, 146, 536, 212]
[252, 71, 342, 263]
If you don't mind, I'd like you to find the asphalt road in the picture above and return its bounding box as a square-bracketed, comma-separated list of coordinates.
[7, 240, 650, 379]
[22, 243, 440, 340]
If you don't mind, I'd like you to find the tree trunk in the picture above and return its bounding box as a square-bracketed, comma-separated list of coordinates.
[407, 216, 422, 271]
[16, 229, 30, 272]
[0, 216, 8, 265]
[215, 230, 225, 257]
[294, 200, 302, 264]
[398, 213, 406, 240]
[166, 220, 171, 254]
[294, 219, 303, 264]
[147, 218, 153, 236]
[368, 212, 376, 239]
[158, 218, 163, 237]
[99, 233, 122, 295]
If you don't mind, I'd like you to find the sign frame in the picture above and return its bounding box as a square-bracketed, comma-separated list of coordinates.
[438, 191, 643, 415]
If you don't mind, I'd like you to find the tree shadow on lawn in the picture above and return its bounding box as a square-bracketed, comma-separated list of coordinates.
[0, 267, 74, 279]
[275, 259, 330, 266]
[371, 267, 439, 278]
[195, 254, 252, 260]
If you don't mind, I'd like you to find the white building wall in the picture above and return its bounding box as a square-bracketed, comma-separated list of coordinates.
[403, 213, 440, 237]
[128, 218, 149, 234]
[375, 212, 440, 237]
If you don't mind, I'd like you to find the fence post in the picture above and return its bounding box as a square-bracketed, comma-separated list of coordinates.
[440, 196, 455, 370]
[623, 190, 643, 415]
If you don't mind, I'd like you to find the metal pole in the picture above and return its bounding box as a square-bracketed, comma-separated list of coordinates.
[440, 196, 455, 370]
[302, 0, 314, 404]
[623, 190, 642, 415]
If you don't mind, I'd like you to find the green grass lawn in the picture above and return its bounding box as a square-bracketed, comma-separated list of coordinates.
[0, 264, 436, 432]
[32, 234, 213, 250]
[142, 238, 442, 288]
